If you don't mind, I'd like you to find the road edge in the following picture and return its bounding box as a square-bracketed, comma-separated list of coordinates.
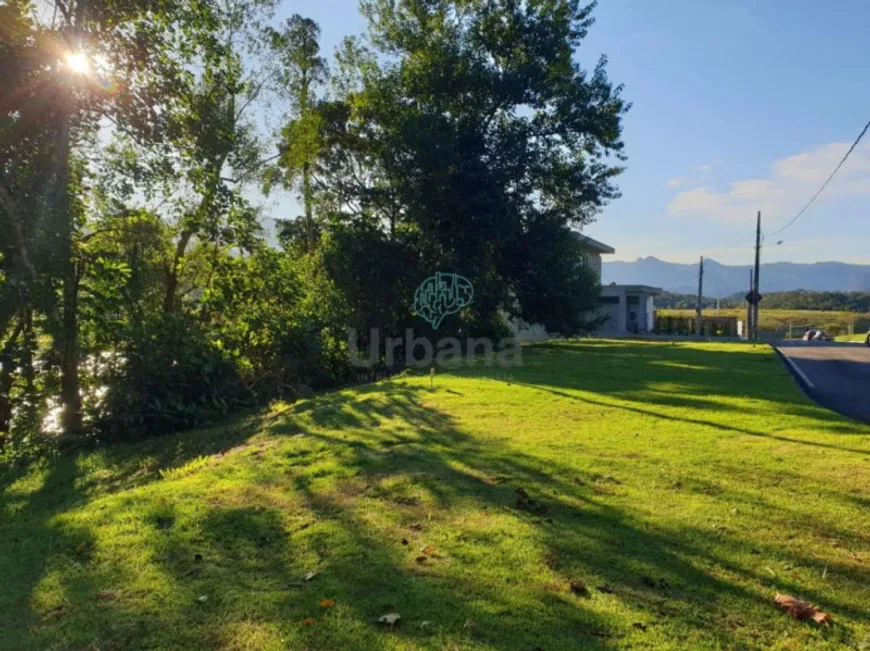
[769, 344, 815, 397]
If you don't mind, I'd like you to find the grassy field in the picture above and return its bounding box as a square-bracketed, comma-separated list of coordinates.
[659, 308, 870, 339]
[835, 333, 869, 343]
[2, 340, 869, 650]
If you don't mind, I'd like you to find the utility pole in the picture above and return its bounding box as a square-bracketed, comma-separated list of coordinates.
[752, 211, 762, 340]
[695, 256, 704, 336]
[746, 268, 753, 340]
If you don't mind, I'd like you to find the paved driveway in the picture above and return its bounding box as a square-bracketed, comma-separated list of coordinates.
[775, 341, 870, 424]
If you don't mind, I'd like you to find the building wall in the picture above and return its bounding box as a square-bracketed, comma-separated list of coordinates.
[599, 287, 626, 333]
[579, 248, 603, 279]
[646, 296, 656, 333]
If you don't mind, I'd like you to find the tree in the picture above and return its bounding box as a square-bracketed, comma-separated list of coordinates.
[330, 0, 628, 334]
[273, 15, 329, 251]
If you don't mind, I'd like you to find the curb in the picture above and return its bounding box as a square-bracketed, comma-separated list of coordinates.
[770, 344, 814, 394]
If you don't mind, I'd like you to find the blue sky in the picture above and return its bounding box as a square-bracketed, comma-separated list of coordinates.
[268, 0, 870, 265]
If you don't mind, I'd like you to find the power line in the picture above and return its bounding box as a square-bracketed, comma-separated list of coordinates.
[768, 117, 870, 237]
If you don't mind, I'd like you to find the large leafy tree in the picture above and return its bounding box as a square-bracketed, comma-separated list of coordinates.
[338, 0, 628, 332]
[0, 0, 184, 436]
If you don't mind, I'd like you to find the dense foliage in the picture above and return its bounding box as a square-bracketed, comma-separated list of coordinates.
[1, 0, 626, 461]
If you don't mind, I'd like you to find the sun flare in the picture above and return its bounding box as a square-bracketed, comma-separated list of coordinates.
[65, 51, 91, 75]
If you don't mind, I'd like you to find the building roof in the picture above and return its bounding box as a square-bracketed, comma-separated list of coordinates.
[601, 283, 663, 296]
[574, 233, 616, 254]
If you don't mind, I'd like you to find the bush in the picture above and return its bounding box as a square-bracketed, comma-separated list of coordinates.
[98, 314, 251, 439]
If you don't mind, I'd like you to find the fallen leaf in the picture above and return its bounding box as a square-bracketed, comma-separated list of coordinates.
[515, 487, 548, 514]
[302, 617, 316, 626]
[319, 599, 335, 609]
[75, 543, 87, 554]
[44, 605, 66, 619]
[419, 621, 432, 629]
[570, 580, 589, 596]
[95, 591, 119, 601]
[303, 571, 317, 581]
[422, 545, 436, 555]
[463, 618, 475, 630]
[641, 576, 669, 590]
[774, 593, 832, 625]
[378, 613, 401, 625]
[197, 595, 208, 603]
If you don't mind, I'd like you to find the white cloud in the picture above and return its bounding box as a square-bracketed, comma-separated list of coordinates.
[664, 162, 715, 190]
[667, 141, 870, 223]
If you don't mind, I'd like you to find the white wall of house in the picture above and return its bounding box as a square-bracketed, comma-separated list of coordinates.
[507, 235, 661, 340]
[598, 285, 661, 334]
[581, 250, 603, 279]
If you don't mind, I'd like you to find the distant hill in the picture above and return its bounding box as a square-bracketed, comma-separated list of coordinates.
[602, 257, 870, 298]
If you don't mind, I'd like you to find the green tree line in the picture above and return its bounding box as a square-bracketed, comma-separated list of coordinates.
[657, 290, 870, 312]
[1, 0, 627, 461]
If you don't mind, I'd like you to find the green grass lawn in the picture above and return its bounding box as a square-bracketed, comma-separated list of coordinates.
[2, 340, 870, 650]
[835, 333, 869, 343]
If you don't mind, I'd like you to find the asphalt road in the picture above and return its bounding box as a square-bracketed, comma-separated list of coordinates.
[775, 341, 870, 424]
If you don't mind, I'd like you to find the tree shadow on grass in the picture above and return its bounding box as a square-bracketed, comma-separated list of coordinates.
[2, 341, 868, 649]
[253, 389, 866, 649]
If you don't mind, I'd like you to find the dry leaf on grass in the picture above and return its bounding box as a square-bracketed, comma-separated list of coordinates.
[422, 545, 436, 555]
[378, 613, 401, 625]
[515, 487, 547, 514]
[43, 605, 66, 619]
[570, 580, 589, 596]
[303, 571, 317, 581]
[319, 599, 335, 609]
[302, 617, 316, 626]
[774, 593, 832, 625]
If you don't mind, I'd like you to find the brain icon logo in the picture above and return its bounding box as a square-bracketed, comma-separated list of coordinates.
[413, 273, 474, 329]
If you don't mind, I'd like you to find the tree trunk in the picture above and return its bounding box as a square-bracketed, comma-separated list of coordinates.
[303, 161, 313, 251]
[164, 229, 192, 313]
[0, 317, 26, 439]
[22, 308, 34, 392]
[60, 259, 83, 436]
[54, 89, 83, 438]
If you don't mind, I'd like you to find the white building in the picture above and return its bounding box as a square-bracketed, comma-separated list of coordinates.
[511, 234, 662, 339]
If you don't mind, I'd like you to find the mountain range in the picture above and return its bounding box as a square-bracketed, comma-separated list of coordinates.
[602, 257, 870, 298]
